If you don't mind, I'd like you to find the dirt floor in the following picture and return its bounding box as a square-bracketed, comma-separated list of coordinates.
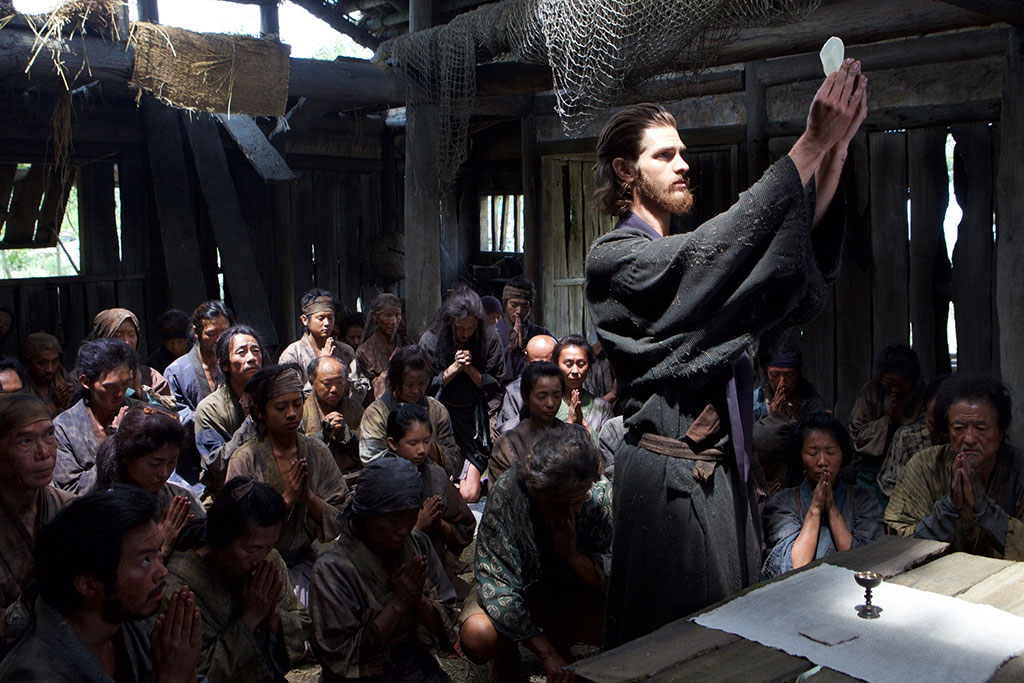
[285, 540, 596, 683]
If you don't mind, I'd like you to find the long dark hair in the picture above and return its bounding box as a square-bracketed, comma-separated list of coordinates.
[594, 103, 677, 216]
[424, 284, 493, 368]
[94, 406, 186, 489]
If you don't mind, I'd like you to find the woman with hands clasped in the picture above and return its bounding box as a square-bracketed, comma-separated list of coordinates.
[226, 364, 350, 605]
[309, 456, 458, 683]
[553, 335, 614, 445]
[762, 413, 883, 579]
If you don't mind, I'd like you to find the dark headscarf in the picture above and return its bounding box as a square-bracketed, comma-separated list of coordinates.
[345, 455, 423, 518]
[769, 342, 803, 369]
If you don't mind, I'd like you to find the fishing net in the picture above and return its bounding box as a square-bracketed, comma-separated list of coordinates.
[376, 0, 818, 190]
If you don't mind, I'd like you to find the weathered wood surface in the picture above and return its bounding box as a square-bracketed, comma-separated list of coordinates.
[35, 166, 72, 246]
[77, 162, 120, 275]
[952, 123, 998, 375]
[907, 127, 949, 380]
[216, 114, 295, 183]
[938, 0, 1023, 26]
[572, 537, 950, 683]
[0, 163, 16, 228]
[183, 113, 279, 347]
[3, 163, 45, 245]
[141, 97, 208, 310]
[869, 131, 910, 353]
[997, 27, 1024, 445]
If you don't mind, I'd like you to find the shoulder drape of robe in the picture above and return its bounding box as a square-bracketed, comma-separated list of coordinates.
[302, 394, 363, 473]
[53, 397, 141, 494]
[0, 487, 74, 609]
[762, 478, 882, 578]
[421, 461, 476, 567]
[309, 526, 456, 681]
[163, 548, 309, 682]
[226, 434, 349, 560]
[356, 332, 406, 400]
[164, 345, 215, 428]
[195, 384, 247, 475]
[359, 395, 460, 476]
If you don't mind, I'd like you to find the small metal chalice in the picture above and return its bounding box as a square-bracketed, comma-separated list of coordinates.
[854, 571, 883, 619]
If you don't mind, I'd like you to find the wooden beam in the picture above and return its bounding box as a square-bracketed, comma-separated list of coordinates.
[404, 0, 440, 337]
[938, 0, 1023, 26]
[77, 162, 120, 275]
[260, 2, 280, 37]
[286, 0, 381, 50]
[869, 132, 910, 353]
[140, 97, 208, 309]
[183, 113, 279, 346]
[744, 61, 767, 186]
[136, 0, 159, 22]
[997, 27, 1024, 443]
[216, 114, 296, 183]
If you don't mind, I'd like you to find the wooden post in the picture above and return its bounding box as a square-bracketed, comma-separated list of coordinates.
[521, 113, 542, 319]
[260, 2, 280, 37]
[77, 162, 120, 276]
[869, 131, 910, 356]
[951, 123, 996, 375]
[404, 0, 440, 338]
[997, 27, 1024, 443]
[137, 0, 159, 22]
[744, 61, 768, 186]
[907, 127, 949, 380]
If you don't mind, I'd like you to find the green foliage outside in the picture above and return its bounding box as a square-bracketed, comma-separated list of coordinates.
[0, 183, 82, 280]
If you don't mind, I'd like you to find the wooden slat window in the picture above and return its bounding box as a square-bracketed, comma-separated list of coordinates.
[479, 193, 525, 254]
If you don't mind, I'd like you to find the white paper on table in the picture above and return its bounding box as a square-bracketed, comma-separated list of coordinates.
[693, 564, 1024, 683]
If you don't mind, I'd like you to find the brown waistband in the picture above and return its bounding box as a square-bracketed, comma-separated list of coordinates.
[637, 433, 725, 461]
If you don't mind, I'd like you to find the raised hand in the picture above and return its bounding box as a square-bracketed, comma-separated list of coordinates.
[566, 389, 584, 426]
[805, 58, 867, 151]
[152, 586, 202, 683]
[550, 513, 578, 563]
[111, 405, 131, 431]
[55, 381, 75, 407]
[323, 411, 346, 441]
[242, 561, 283, 633]
[320, 336, 336, 358]
[811, 470, 832, 514]
[887, 390, 904, 427]
[158, 496, 194, 560]
[392, 555, 428, 612]
[415, 494, 444, 531]
[280, 458, 309, 509]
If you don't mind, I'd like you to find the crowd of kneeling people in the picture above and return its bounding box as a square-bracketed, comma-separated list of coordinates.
[0, 277, 1019, 682]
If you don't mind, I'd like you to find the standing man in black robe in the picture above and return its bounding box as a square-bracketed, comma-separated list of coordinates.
[586, 59, 867, 647]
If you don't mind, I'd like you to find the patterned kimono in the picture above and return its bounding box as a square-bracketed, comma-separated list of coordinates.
[278, 332, 368, 404]
[473, 467, 612, 642]
[302, 393, 363, 474]
[163, 548, 310, 683]
[877, 417, 932, 498]
[885, 444, 1024, 559]
[164, 344, 216, 429]
[761, 477, 883, 579]
[310, 526, 457, 682]
[226, 434, 350, 600]
[359, 393, 460, 478]
[53, 397, 141, 493]
[356, 331, 406, 401]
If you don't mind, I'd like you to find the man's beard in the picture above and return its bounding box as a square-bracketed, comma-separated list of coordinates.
[636, 168, 694, 216]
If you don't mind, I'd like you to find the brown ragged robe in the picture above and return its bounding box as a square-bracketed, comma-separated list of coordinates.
[163, 548, 310, 683]
[226, 434, 349, 563]
[356, 331, 406, 401]
[310, 526, 457, 682]
[302, 393, 364, 474]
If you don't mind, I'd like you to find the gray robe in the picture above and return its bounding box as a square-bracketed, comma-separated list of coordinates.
[164, 345, 215, 429]
[585, 155, 844, 647]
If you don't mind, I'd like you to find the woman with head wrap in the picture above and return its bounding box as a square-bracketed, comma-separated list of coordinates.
[162, 477, 310, 683]
[0, 394, 75, 625]
[93, 405, 205, 562]
[88, 308, 176, 409]
[309, 456, 457, 682]
[419, 284, 506, 503]
[52, 338, 148, 493]
[278, 288, 369, 403]
[461, 425, 611, 683]
[19, 332, 73, 417]
[226, 364, 350, 605]
[357, 293, 407, 402]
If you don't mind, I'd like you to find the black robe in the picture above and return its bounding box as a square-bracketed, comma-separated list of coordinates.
[585, 155, 844, 647]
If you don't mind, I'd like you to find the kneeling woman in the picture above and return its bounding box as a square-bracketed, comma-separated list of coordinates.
[94, 404, 205, 561]
[461, 425, 612, 682]
[310, 456, 458, 682]
[163, 477, 310, 682]
[762, 412, 883, 579]
[226, 364, 350, 604]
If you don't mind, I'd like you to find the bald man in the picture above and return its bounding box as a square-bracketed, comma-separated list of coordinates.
[304, 355, 364, 475]
[493, 334, 557, 435]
